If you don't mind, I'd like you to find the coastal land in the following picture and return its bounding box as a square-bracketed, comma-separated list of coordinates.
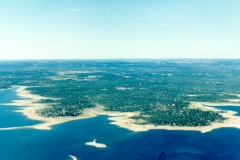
[2, 86, 240, 133]
[1, 60, 240, 133]
[1, 86, 98, 130]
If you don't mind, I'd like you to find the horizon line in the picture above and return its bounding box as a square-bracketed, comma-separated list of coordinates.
[0, 58, 240, 61]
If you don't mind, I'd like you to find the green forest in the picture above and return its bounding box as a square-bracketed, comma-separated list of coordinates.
[0, 60, 239, 126]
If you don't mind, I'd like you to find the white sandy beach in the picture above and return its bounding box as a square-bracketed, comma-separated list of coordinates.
[1, 86, 240, 133]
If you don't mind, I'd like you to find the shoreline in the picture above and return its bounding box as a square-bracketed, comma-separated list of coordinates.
[107, 102, 240, 133]
[1, 86, 98, 130]
[2, 86, 240, 133]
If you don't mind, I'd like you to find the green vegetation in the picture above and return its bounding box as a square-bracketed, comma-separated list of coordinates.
[37, 100, 94, 117]
[132, 108, 225, 126]
[1, 60, 240, 126]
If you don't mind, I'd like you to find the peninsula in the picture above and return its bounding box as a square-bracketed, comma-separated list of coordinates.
[1, 60, 240, 132]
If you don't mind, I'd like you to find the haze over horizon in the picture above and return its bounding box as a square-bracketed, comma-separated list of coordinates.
[1, 0, 240, 60]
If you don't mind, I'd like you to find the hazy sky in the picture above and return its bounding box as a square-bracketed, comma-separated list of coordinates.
[1, 0, 240, 59]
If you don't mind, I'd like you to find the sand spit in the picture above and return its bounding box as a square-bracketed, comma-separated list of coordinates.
[85, 139, 107, 148]
[203, 102, 240, 107]
[1, 86, 98, 130]
[1, 86, 240, 133]
[69, 155, 77, 160]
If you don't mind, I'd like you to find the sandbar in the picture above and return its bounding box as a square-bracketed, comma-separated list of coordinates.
[85, 139, 107, 148]
[69, 155, 77, 160]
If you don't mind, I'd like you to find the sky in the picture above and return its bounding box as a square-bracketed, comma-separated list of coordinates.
[0, 0, 240, 59]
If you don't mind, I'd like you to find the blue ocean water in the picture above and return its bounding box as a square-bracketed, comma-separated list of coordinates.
[1, 88, 240, 160]
[0, 88, 43, 128]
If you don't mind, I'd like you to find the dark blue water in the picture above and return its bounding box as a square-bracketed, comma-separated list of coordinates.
[1, 89, 240, 160]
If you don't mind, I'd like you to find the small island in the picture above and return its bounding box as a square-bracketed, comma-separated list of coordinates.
[85, 139, 107, 148]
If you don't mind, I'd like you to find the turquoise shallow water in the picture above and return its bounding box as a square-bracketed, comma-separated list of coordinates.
[1, 88, 240, 160]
